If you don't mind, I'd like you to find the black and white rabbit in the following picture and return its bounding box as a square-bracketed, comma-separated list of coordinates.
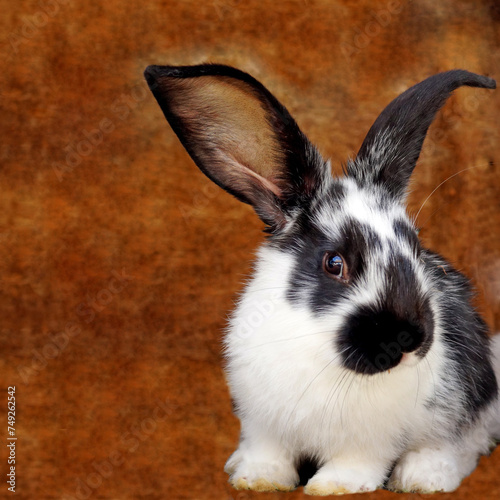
[144, 64, 500, 494]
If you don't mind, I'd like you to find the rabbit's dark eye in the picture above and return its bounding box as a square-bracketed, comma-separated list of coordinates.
[323, 252, 349, 283]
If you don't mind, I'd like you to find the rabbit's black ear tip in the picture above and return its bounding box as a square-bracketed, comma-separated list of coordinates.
[144, 65, 157, 86]
[144, 65, 165, 86]
[477, 73, 496, 89]
[472, 72, 496, 90]
[443, 70, 496, 90]
[144, 65, 189, 88]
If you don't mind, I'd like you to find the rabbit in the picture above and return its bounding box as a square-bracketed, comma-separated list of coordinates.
[144, 63, 500, 494]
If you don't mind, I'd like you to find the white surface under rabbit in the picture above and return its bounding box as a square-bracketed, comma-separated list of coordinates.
[145, 64, 500, 494]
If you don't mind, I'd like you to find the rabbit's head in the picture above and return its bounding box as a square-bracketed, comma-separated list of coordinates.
[145, 65, 495, 375]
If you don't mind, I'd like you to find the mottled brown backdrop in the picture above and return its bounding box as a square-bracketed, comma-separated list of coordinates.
[1, 0, 499, 499]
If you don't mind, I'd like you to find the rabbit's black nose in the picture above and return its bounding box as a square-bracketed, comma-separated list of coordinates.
[338, 308, 430, 375]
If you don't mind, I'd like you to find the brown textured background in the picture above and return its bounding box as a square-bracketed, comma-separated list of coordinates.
[1, 1, 499, 499]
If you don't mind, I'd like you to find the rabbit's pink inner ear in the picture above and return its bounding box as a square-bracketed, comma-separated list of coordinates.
[229, 161, 283, 199]
[158, 75, 288, 200]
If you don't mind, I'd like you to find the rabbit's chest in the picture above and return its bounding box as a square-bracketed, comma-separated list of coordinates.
[228, 335, 435, 452]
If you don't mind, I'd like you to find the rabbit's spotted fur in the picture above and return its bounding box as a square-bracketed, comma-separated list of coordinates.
[145, 65, 499, 494]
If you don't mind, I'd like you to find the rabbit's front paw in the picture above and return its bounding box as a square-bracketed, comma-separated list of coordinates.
[388, 448, 461, 493]
[225, 449, 299, 492]
[304, 462, 383, 495]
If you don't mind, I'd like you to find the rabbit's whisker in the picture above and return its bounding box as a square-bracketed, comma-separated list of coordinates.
[414, 165, 478, 224]
[245, 330, 334, 350]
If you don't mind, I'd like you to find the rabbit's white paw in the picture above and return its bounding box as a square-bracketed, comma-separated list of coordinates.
[304, 462, 383, 495]
[388, 448, 461, 493]
[225, 449, 298, 492]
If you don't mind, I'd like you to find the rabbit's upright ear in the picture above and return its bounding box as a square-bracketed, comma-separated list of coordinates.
[144, 64, 329, 231]
[349, 70, 496, 200]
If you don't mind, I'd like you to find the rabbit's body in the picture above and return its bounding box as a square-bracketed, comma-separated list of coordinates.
[145, 64, 499, 494]
[224, 179, 497, 493]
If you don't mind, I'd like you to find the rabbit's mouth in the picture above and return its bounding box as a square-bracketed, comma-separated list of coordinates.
[337, 304, 434, 375]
